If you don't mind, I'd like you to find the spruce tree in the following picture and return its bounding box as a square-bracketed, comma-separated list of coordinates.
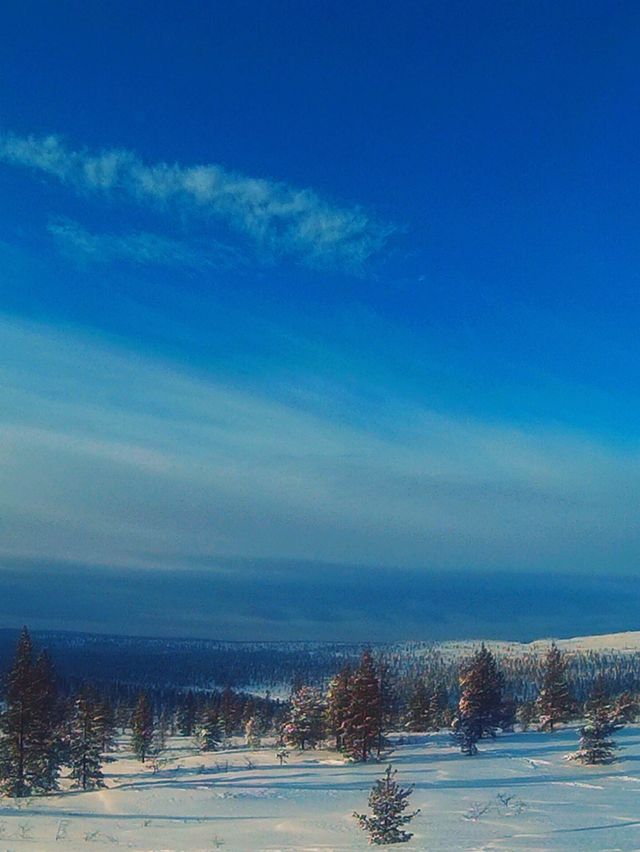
[131, 693, 154, 763]
[154, 708, 169, 753]
[427, 681, 450, 731]
[405, 680, 431, 732]
[283, 686, 324, 750]
[325, 666, 351, 750]
[177, 692, 197, 737]
[0, 628, 61, 796]
[536, 643, 574, 732]
[451, 716, 481, 756]
[571, 676, 622, 765]
[354, 764, 420, 845]
[94, 698, 117, 756]
[68, 691, 105, 790]
[341, 649, 382, 762]
[572, 702, 618, 765]
[452, 645, 504, 755]
[220, 687, 239, 739]
[31, 650, 62, 792]
[197, 707, 223, 752]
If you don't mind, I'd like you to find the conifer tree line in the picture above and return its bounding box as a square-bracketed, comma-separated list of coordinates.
[0, 628, 118, 795]
[1, 629, 639, 799]
[0, 628, 286, 795]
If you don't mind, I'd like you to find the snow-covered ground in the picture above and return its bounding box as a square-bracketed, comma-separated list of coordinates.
[401, 630, 640, 662]
[4, 726, 640, 850]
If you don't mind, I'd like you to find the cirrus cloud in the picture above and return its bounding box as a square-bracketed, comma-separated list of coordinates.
[0, 132, 393, 272]
[47, 217, 246, 272]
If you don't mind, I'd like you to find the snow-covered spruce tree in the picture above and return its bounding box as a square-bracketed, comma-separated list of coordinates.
[451, 716, 481, 756]
[536, 643, 574, 732]
[572, 703, 619, 765]
[452, 645, 504, 755]
[354, 764, 420, 845]
[68, 691, 105, 790]
[571, 676, 623, 766]
[341, 649, 382, 762]
[0, 628, 61, 796]
[325, 666, 352, 750]
[283, 686, 324, 750]
[131, 693, 154, 763]
[198, 707, 223, 752]
[405, 680, 431, 731]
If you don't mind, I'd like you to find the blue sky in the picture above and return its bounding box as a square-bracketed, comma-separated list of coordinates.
[1, 1, 639, 639]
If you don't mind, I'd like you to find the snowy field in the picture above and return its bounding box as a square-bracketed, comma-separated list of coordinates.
[3, 727, 640, 850]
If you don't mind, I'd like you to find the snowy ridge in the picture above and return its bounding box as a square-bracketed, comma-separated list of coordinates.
[394, 630, 640, 659]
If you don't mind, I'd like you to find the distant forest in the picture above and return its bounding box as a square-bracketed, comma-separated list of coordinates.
[1, 628, 639, 705]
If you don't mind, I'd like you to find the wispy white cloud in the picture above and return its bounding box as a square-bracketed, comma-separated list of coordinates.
[47, 218, 245, 271]
[0, 133, 393, 271]
[0, 316, 638, 575]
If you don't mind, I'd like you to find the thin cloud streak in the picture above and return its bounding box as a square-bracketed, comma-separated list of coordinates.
[48, 218, 245, 271]
[0, 133, 393, 271]
[0, 316, 638, 576]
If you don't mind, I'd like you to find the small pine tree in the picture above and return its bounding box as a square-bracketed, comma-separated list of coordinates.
[536, 643, 574, 732]
[354, 764, 420, 845]
[572, 706, 618, 765]
[198, 708, 223, 752]
[572, 677, 622, 765]
[283, 686, 324, 750]
[131, 693, 154, 763]
[450, 716, 480, 756]
[68, 691, 105, 790]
